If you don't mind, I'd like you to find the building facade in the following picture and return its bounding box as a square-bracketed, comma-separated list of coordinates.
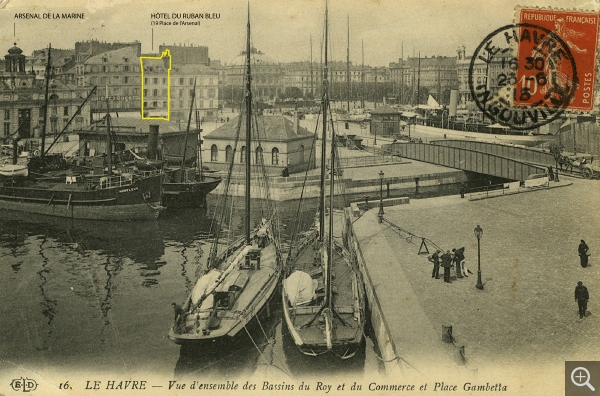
[389, 56, 458, 105]
[0, 44, 91, 148]
[203, 114, 315, 175]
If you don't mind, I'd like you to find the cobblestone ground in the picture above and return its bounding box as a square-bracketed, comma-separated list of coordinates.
[376, 177, 599, 389]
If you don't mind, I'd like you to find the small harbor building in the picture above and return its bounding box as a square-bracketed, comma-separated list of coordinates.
[202, 113, 316, 175]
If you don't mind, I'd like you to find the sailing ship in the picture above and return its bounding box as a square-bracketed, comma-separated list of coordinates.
[168, 7, 282, 343]
[281, 3, 366, 359]
[0, 46, 164, 221]
[162, 78, 221, 209]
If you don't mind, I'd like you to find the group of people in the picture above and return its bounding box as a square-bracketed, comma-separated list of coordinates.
[428, 247, 471, 284]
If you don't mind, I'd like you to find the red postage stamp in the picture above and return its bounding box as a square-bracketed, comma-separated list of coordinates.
[516, 8, 599, 111]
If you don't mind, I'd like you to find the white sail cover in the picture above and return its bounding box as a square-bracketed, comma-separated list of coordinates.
[191, 269, 221, 305]
[284, 271, 317, 306]
[427, 94, 440, 108]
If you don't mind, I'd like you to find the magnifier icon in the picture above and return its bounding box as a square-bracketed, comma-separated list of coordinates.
[571, 367, 596, 391]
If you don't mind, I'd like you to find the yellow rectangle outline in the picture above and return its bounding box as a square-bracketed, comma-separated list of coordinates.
[140, 49, 172, 120]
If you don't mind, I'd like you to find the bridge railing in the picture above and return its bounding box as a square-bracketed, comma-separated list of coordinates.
[430, 140, 556, 167]
[382, 142, 547, 181]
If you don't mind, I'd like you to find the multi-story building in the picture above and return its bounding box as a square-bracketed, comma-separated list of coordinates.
[158, 44, 209, 66]
[0, 44, 91, 146]
[456, 47, 514, 105]
[389, 55, 458, 105]
[28, 48, 75, 80]
[170, 64, 219, 123]
[223, 48, 284, 102]
[73, 46, 142, 115]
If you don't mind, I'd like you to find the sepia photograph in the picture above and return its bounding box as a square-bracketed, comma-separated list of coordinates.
[0, 0, 598, 395]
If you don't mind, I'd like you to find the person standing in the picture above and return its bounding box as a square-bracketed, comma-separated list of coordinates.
[441, 250, 452, 283]
[429, 250, 441, 279]
[452, 247, 465, 279]
[460, 183, 466, 198]
[578, 240, 589, 268]
[574, 281, 589, 319]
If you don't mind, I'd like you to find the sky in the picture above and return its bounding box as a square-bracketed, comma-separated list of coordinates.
[1, 0, 597, 66]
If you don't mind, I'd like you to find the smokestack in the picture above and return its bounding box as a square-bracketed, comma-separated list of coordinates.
[449, 89, 458, 117]
[148, 125, 159, 159]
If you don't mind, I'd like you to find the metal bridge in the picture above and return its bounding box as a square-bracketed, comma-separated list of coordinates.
[381, 142, 547, 181]
[430, 140, 557, 168]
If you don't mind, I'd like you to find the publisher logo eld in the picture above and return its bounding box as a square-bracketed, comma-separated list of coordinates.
[566, 361, 600, 395]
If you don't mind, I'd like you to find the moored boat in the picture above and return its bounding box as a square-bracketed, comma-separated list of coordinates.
[168, 6, 282, 343]
[282, 3, 366, 359]
[161, 77, 221, 209]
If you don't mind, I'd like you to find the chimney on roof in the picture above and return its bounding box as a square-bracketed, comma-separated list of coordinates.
[148, 125, 159, 160]
[294, 101, 299, 136]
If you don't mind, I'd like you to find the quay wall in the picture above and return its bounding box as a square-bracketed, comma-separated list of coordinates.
[209, 169, 467, 201]
[344, 209, 403, 375]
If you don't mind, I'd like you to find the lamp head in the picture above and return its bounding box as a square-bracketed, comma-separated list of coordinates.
[474, 225, 483, 239]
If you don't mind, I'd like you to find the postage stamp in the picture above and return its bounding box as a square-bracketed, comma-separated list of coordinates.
[517, 8, 599, 112]
[468, 8, 599, 130]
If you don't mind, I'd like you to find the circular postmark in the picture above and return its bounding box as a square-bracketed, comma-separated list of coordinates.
[469, 23, 578, 130]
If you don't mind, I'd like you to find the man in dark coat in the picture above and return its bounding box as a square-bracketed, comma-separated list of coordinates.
[575, 281, 589, 319]
[579, 240, 589, 268]
[452, 247, 465, 279]
[429, 250, 441, 279]
[441, 250, 452, 283]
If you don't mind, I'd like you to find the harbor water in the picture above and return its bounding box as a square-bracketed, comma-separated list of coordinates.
[0, 196, 381, 386]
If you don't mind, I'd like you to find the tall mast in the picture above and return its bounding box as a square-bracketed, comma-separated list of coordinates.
[319, 3, 329, 245]
[400, 41, 404, 105]
[310, 35, 314, 98]
[417, 52, 421, 105]
[181, 78, 197, 171]
[40, 44, 52, 160]
[346, 15, 350, 113]
[324, 0, 335, 313]
[105, 89, 112, 177]
[361, 40, 364, 109]
[244, 3, 252, 245]
[195, 110, 203, 179]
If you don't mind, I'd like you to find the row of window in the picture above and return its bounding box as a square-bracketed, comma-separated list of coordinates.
[2, 117, 84, 136]
[141, 88, 216, 98]
[143, 99, 215, 109]
[89, 76, 138, 85]
[86, 65, 138, 73]
[3, 106, 72, 120]
[210, 145, 281, 165]
[143, 77, 217, 86]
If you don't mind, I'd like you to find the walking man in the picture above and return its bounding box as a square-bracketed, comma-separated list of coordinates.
[441, 250, 452, 283]
[429, 250, 441, 279]
[575, 281, 589, 319]
[579, 240, 590, 268]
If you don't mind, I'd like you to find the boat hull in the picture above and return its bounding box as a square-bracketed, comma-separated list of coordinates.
[282, 231, 365, 359]
[162, 175, 222, 209]
[168, 226, 282, 344]
[0, 173, 164, 221]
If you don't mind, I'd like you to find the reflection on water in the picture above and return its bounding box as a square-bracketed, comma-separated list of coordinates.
[0, 195, 379, 378]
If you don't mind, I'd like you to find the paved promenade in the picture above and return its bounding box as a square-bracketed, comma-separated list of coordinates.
[353, 176, 600, 395]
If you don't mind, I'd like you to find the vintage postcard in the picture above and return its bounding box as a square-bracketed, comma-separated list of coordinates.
[0, 0, 598, 395]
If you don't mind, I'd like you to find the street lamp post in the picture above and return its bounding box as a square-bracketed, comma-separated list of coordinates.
[378, 170, 384, 223]
[474, 225, 484, 290]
